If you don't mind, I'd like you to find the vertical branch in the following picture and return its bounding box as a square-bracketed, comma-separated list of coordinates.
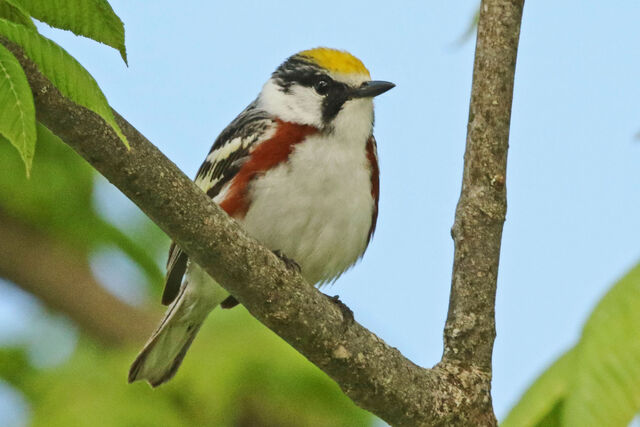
[438, 1, 525, 423]
[444, 0, 523, 371]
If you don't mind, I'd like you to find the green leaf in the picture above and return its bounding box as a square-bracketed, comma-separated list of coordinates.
[35, 118, 62, 145]
[0, 17, 128, 147]
[501, 350, 574, 427]
[0, 120, 97, 248]
[11, 0, 127, 64]
[0, 41, 35, 174]
[563, 263, 640, 426]
[0, 0, 36, 30]
[505, 262, 640, 427]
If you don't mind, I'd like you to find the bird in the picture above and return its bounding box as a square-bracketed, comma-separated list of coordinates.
[128, 47, 394, 387]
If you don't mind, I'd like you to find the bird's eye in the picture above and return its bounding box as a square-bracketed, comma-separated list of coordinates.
[314, 78, 330, 95]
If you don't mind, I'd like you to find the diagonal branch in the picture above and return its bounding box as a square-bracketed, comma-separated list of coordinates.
[0, 0, 523, 423]
[2, 39, 436, 425]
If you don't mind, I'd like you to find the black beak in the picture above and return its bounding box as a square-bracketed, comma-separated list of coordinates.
[351, 80, 395, 98]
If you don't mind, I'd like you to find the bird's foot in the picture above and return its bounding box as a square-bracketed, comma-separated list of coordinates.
[220, 295, 240, 309]
[273, 249, 301, 273]
[326, 294, 354, 324]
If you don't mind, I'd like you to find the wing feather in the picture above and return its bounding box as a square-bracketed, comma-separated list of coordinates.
[161, 243, 188, 305]
[161, 102, 275, 305]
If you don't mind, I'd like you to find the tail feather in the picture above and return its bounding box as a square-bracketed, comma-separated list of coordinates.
[161, 324, 202, 384]
[128, 269, 228, 387]
[128, 320, 202, 387]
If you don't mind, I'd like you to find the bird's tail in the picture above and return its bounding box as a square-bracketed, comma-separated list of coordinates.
[128, 277, 227, 387]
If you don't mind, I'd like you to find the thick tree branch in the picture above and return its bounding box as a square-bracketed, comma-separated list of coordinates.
[2, 40, 436, 425]
[0, 210, 157, 345]
[0, 1, 523, 422]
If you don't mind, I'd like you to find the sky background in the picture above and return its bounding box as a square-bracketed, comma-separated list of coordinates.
[1, 0, 639, 425]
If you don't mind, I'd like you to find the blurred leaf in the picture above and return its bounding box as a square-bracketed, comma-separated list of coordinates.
[11, 0, 127, 64]
[0, 0, 36, 30]
[536, 400, 563, 427]
[502, 350, 574, 427]
[0, 42, 35, 174]
[563, 263, 640, 426]
[453, 8, 479, 46]
[503, 262, 640, 427]
[0, 121, 96, 248]
[0, 347, 33, 388]
[0, 121, 162, 285]
[31, 123, 163, 283]
[5, 308, 372, 426]
[0, 17, 128, 147]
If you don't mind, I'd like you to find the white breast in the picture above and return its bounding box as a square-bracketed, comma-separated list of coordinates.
[239, 130, 375, 286]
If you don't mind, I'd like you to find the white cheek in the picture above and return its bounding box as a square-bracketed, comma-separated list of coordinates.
[258, 79, 323, 127]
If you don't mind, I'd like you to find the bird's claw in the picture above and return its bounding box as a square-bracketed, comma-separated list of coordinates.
[273, 249, 301, 273]
[326, 294, 354, 324]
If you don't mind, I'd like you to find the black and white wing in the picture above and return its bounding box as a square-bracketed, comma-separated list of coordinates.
[161, 103, 275, 305]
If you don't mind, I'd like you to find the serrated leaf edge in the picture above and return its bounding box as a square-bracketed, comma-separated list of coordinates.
[0, 17, 129, 148]
[0, 42, 35, 174]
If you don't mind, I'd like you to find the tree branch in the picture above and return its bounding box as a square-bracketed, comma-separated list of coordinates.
[437, 0, 524, 423]
[0, 1, 523, 422]
[0, 210, 157, 345]
[443, 0, 522, 369]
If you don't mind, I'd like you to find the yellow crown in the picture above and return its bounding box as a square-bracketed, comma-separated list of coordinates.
[298, 48, 370, 77]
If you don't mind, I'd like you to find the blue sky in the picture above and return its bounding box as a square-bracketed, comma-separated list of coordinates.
[1, 0, 639, 424]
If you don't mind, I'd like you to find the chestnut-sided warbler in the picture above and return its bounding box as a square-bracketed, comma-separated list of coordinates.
[129, 47, 394, 386]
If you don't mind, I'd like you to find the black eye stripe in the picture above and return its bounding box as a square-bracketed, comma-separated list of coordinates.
[322, 90, 350, 123]
[273, 56, 344, 90]
[272, 54, 352, 123]
[273, 57, 319, 91]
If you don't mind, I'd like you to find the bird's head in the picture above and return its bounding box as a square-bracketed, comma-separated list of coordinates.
[258, 48, 394, 134]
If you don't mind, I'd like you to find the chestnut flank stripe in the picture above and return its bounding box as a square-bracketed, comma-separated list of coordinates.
[366, 136, 379, 243]
[220, 120, 317, 218]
